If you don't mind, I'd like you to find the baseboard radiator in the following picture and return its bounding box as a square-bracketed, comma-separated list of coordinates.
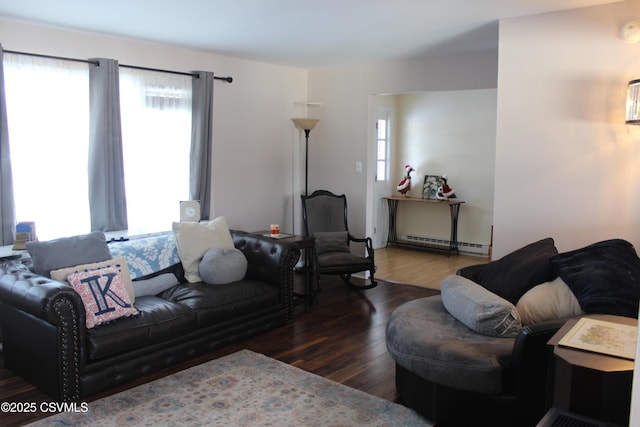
[403, 234, 489, 256]
[536, 408, 619, 427]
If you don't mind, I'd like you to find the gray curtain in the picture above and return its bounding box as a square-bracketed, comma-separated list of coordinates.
[88, 58, 128, 231]
[190, 71, 214, 220]
[0, 45, 15, 245]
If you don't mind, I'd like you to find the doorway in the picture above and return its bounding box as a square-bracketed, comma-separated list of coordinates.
[367, 90, 497, 255]
[372, 107, 392, 249]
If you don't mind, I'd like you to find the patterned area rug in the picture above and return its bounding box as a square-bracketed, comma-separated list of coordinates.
[29, 349, 431, 427]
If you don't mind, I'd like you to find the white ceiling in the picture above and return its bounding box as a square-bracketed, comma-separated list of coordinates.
[0, 0, 625, 68]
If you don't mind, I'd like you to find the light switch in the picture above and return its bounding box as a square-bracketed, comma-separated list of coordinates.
[356, 161, 362, 172]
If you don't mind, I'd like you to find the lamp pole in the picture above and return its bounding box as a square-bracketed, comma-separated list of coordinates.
[303, 128, 310, 196]
[291, 118, 320, 197]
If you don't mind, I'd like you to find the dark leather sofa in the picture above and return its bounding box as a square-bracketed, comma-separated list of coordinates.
[0, 230, 299, 402]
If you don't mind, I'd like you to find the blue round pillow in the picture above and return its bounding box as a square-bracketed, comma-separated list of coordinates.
[198, 247, 248, 284]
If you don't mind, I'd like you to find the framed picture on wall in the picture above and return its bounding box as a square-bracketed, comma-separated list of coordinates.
[423, 175, 443, 199]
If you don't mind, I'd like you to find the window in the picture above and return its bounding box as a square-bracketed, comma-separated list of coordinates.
[119, 69, 192, 235]
[4, 56, 193, 240]
[4, 54, 91, 240]
[376, 115, 389, 182]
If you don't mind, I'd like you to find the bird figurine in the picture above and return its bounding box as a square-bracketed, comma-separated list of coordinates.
[396, 165, 415, 196]
[436, 175, 457, 200]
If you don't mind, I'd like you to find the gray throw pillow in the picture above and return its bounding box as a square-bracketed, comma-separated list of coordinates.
[26, 231, 112, 278]
[441, 275, 522, 338]
[133, 273, 180, 297]
[314, 231, 350, 254]
[198, 247, 248, 285]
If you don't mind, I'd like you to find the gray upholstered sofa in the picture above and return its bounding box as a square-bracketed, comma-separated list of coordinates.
[0, 222, 299, 402]
[386, 238, 640, 427]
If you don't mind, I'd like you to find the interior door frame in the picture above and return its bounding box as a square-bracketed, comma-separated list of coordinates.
[369, 104, 393, 249]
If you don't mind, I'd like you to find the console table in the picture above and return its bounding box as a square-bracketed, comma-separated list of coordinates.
[383, 196, 464, 254]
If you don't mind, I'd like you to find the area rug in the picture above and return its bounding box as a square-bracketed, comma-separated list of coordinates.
[29, 349, 431, 427]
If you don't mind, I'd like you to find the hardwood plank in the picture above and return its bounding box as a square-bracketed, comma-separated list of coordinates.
[374, 246, 486, 289]
[0, 254, 441, 426]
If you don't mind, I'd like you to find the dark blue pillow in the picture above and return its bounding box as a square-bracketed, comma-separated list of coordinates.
[462, 237, 558, 304]
[549, 239, 640, 318]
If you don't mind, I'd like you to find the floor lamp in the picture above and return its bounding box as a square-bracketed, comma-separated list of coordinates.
[292, 118, 320, 196]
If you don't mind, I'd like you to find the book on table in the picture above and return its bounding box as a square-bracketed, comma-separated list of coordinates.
[558, 317, 638, 360]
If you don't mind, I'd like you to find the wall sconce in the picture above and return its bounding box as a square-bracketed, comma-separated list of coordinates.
[292, 118, 320, 196]
[621, 21, 640, 44]
[626, 79, 640, 124]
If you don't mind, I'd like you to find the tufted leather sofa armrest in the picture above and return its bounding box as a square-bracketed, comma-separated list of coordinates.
[0, 262, 86, 327]
[0, 262, 86, 401]
[231, 230, 300, 321]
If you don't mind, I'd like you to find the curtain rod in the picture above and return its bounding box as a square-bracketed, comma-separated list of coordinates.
[3, 49, 233, 83]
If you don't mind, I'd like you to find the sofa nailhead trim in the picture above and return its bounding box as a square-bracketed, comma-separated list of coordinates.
[54, 297, 80, 401]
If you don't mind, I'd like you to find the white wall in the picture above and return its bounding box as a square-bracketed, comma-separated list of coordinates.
[495, 2, 640, 424]
[494, 0, 640, 258]
[0, 18, 498, 241]
[392, 90, 496, 248]
[0, 18, 309, 234]
[307, 52, 499, 241]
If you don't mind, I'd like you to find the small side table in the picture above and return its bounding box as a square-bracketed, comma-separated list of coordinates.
[547, 314, 636, 426]
[252, 231, 316, 308]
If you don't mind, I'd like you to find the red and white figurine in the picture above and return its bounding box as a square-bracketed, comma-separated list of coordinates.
[436, 175, 456, 200]
[396, 165, 415, 196]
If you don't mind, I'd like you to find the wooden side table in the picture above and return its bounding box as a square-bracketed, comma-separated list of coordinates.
[289, 234, 317, 308]
[547, 314, 636, 426]
[252, 231, 316, 308]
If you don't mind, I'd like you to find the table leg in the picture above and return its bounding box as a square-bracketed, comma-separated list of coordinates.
[302, 246, 319, 308]
[387, 199, 399, 247]
[449, 203, 461, 254]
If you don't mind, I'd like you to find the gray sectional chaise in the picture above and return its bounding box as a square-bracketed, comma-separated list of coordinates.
[386, 238, 640, 426]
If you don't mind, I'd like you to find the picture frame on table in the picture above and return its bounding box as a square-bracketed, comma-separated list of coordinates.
[422, 175, 443, 200]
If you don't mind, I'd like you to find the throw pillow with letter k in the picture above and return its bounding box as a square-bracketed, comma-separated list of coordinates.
[68, 266, 139, 328]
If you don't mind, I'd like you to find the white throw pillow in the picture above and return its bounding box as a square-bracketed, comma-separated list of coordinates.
[51, 256, 135, 303]
[516, 277, 583, 325]
[172, 217, 235, 283]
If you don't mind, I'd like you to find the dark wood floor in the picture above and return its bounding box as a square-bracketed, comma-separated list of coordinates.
[0, 274, 438, 426]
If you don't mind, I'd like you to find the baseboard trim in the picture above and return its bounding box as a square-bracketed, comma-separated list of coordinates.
[403, 234, 490, 256]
